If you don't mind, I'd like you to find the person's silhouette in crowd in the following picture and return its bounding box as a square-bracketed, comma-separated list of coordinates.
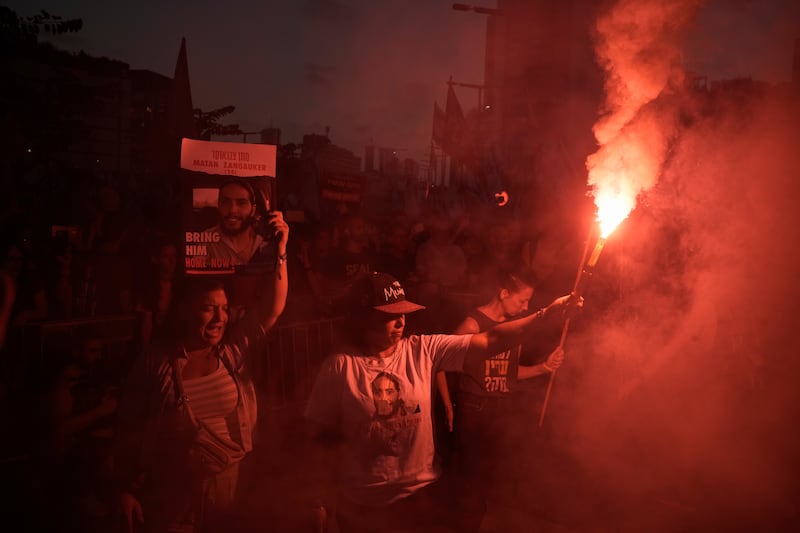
[375, 223, 416, 284]
[438, 268, 567, 532]
[321, 213, 378, 314]
[297, 224, 333, 317]
[455, 226, 490, 288]
[135, 240, 180, 346]
[85, 184, 123, 252]
[40, 225, 85, 320]
[305, 272, 574, 532]
[492, 214, 528, 272]
[412, 212, 467, 332]
[40, 332, 119, 531]
[88, 217, 132, 316]
[114, 211, 289, 533]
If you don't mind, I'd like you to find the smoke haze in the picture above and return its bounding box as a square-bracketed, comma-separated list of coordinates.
[545, 0, 800, 529]
[587, 0, 704, 229]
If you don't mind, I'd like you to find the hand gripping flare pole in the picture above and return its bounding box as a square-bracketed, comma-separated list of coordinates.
[538, 224, 607, 427]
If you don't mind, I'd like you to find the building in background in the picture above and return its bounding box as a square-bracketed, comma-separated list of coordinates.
[3, 50, 133, 180]
[129, 69, 173, 182]
[484, 0, 603, 218]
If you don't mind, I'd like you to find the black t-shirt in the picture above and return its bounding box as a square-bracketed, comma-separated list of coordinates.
[457, 309, 521, 398]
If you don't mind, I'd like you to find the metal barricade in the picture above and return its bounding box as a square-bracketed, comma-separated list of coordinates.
[8, 313, 140, 355]
[254, 316, 344, 412]
[3, 314, 341, 415]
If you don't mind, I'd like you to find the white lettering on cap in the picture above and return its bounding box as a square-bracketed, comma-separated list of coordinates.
[383, 283, 405, 302]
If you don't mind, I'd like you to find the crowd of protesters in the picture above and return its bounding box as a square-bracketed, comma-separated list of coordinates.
[0, 176, 579, 532]
[305, 272, 575, 532]
[0, 179, 574, 331]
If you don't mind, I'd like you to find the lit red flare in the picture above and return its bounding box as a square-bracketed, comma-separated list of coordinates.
[594, 190, 634, 239]
[581, 187, 632, 269]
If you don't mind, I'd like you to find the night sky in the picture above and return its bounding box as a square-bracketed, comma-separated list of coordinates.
[7, 0, 799, 162]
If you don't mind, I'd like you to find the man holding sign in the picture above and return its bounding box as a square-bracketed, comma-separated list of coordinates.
[204, 179, 271, 268]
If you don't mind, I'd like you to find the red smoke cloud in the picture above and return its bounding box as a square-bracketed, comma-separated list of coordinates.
[586, 0, 703, 235]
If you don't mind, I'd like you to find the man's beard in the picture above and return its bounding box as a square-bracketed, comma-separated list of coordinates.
[220, 215, 253, 237]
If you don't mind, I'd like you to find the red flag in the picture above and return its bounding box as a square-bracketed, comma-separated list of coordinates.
[432, 102, 445, 146]
[442, 83, 465, 155]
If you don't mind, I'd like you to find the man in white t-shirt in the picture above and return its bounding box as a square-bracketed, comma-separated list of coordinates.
[305, 272, 576, 532]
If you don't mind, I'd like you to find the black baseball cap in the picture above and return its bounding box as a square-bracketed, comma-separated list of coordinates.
[351, 272, 425, 314]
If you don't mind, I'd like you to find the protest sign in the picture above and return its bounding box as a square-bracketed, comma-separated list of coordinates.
[180, 138, 277, 275]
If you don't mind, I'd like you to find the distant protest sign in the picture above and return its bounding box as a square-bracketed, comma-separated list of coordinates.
[180, 138, 277, 275]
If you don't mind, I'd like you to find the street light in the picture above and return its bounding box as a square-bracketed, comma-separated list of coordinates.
[451, 3, 502, 111]
[449, 78, 492, 110]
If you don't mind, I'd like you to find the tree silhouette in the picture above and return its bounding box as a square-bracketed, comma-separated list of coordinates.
[1, 7, 82, 49]
[193, 105, 243, 140]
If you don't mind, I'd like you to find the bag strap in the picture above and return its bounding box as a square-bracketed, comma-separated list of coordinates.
[171, 353, 202, 430]
[171, 349, 236, 437]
